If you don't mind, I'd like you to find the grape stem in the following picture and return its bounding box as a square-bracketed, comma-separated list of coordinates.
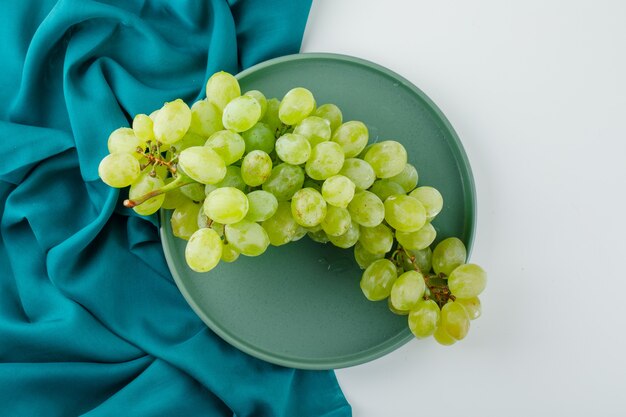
[123, 174, 195, 208]
[137, 143, 178, 175]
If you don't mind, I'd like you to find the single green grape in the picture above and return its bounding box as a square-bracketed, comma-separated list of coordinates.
[107, 127, 145, 157]
[294, 116, 331, 147]
[180, 182, 206, 202]
[368, 179, 405, 202]
[222, 95, 262, 132]
[433, 325, 457, 346]
[388, 298, 410, 316]
[203, 187, 249, 224]
[339, 158, 376, 190]
[303, 178, 322, 192]
[262, 201, 300, 246]
[221, 244, 240, 263]
[448, 264, 487, 298]
[205, 130, 246, 165]
[243, 90, 267, 118]
[224, 219, 271, 256]
[363, 140, 408, 178]
[305, 141, 345, 180]
[291, 188, 327, 228]
[321, 205, 351, 236]
[132, 114, 154, 143]
[189, 99, 223, 137]
[347, 191, 385, 228]
[275, 133, 311, 165]
[262, 163, 305, 201]
[242, 122, 275, 154]
[354, 242, 384, 270]
[432, 237, 467, 276]
[408, 299, 440, 339]
[241, 150, 273, 187]
[314, 103, 343, 133]
[98, 153, 141, 188]
[153, 99, 192, 145]
[128, 173, 165, 215]
[261, 98, 281, 134]
[388, 163, 418, 193]
[176, 131, 207, 151]
[245, 190, 278, 222]
[441, 301, 470, 340]
[456, 297, 482, 320]
[307, 229, 330, 244]
[327, 220, 360, 249]
[359, 223, 394, 255]
[206, 71, 240, 112]
[331, 121, 368, 158]
[390, 270, 426, 311]
[171, 200, 201, 240]
[383, 195, 426, 232]
[291, 226, 308, 242]
[409, 186, 444, 220]
[161, 183, 190, 210]
[396, 223, 437, 251]
[404, 247, 433, 273]
[208, 165, 245, 192]
[279, 87, 316, 125]
[178, 146, 226, 184]
[185, 228, 222, 272]
[321, 175, 356, 208]
[360, 259, 398, 301]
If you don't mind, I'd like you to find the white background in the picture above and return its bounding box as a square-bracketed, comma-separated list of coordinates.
[302, 1, 626, 416]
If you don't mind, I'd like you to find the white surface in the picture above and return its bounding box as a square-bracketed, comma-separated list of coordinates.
[301, 1, 626, 416]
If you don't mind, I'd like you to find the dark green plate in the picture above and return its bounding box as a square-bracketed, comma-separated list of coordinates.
[160, 53, 475, 370]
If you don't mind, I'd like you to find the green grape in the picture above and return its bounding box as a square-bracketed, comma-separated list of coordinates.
[388, 298, 409, 316]
[359, 223, 393, 255]
[98, 153, 141, 188]
[440, 301, 470, 340]
[305, 142, 345, 180]
[347, 191, 384, 228]
[262, 201, 299, 246]
[245, 190, 278, 222]
[339, 158, 376, 190]
[396, 223, 437, 251]
[222, 95, 262, 133]
[291, 188, 327, 228]
[210, 221, 225, 237]
[211, 165, 246, 191]
[181, 182, 205, 202]
[328, 220, 360, 249]
[243, 90, 267, 118]
[408, 299, 440, 339]
[261, 98, 281, 134]
[178, 146, 226, 184]
[314, 103, 342, 132]
[358, 143, 374, 159]
[149, 109, 159, 121]
[132, 114, 154, 143]
[384, 195, 427, 232]
[404, 247, 433, 273]
[364, 140, 408, 178]
[153, 99, 192, 145]
[390, 270, 426, 311]
[262, 163, 305, 201]
[107, 127, 144, 157]
[161, 184, 190, 210]
[205, 183, 217, 196]
[205, 130, 245, 165]
[206, 71, 241, 112]
[189, 99, 223, 137]
[303, 178, 322, 192]
[185, 228, 222, 272]
[306, 224, 323, 233]
[409, 186, 444, 220]
[321, 175, 356, 208]
[291, 226, 308, 242]
[129, 173, 165, 215]
[241, 150, 272, 187]
[448, 264, 487, 298]
[388, 163, 418, 193]
[279, 87, 316, 125]
[197, 206, 209, 229]
[171, 200, 201, 240]
[368, 179, 405, 202]
[432, 237, 467, 276]
[275, 133, 311, 165]
[456, 297, 481, 320]
[294, 116, 331, 147]
[203, 187, 249, 224]
[331, 121, 368, 158]
[360, 259, 398, 301]
[308, 229, 329, 244]
[224, 219, 270, 256]
[433, 325, 456, 346]
[242, 122, 275, 154]
[354, 241, 385, 270]
[176, 132, 207, 151]
[321, 205, 351, 236]
[221, 244, 240, 263]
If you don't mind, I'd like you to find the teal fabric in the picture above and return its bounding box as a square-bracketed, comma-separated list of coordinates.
[0, 1, 352, 416]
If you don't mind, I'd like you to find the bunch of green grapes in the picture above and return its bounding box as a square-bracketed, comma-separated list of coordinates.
[98, 71, 487, 346]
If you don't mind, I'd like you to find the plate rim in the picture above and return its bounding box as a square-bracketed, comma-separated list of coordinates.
[160, 52, 476, 369]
